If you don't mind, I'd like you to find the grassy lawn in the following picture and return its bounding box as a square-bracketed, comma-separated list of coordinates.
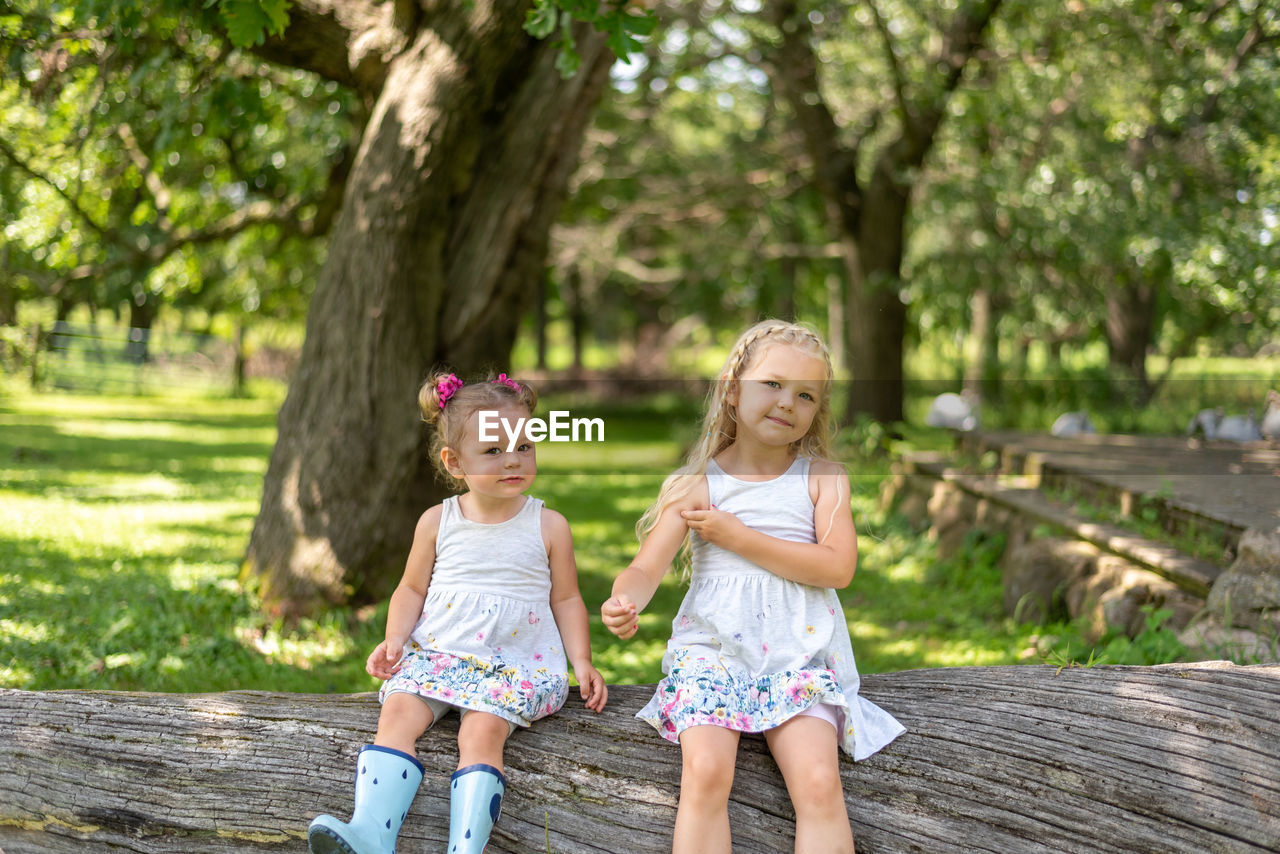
[1, 383, 1084, 695]
[0, 386, 380, 692]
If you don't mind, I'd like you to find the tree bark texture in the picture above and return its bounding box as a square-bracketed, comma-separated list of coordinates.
[243, 2, 611, 616]
[2, 663, 1277, 853]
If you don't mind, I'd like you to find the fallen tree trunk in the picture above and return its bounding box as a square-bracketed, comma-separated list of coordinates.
[1, 663, 1277, 853]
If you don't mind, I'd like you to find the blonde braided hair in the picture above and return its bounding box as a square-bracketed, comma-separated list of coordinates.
[635, 320, 837, 573]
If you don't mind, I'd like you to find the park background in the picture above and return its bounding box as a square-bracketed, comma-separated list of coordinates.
[2, 0, 1279, 698]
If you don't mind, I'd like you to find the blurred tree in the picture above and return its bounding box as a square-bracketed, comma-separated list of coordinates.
[552, 0, 843, 375]
[910, 0, 1280, 405]
[3, 0, 651, 616]
[0, 0, 351, 343]
[762, 0, 1004, 423]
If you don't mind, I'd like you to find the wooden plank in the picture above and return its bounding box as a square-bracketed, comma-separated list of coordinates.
[910, 456, 1221, 594]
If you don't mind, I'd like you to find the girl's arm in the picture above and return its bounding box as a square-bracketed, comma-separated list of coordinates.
[602, 476, 709, 639]
[544, 509, 607, 712]
[367, 505, 440, 680]
[680, 461, 857, 588]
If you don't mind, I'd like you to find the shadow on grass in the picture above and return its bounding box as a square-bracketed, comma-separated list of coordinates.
[0, 418, 272, 501]
[0, 533, 373, 692]
[0, 392, 384, 694]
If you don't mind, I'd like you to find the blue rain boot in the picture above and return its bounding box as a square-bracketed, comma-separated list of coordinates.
[447, 763, 506, 853]
[309, 745, 425, 854]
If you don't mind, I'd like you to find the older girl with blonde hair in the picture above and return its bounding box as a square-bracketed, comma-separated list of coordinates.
[603, 320, 904, 854]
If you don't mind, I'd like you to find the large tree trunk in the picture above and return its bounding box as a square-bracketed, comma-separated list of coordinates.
[0, 246, 16, 326]
[3, 664, 1278, 853]
[243, 4, 611, 616]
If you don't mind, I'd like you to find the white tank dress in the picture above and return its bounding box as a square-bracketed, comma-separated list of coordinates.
[636, 457, 906, 759]
[379, 495, 569, 728]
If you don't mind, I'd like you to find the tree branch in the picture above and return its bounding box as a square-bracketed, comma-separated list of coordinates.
[0, 136, 118, 247]
[246, 0, 410, 97]
[1196, 7, 1272, 128]
[48, 193, 320, 290]
[170, 200, 296, 249]
[907, 0, 1004, 153]
[763, 0, 861, 231]
[117, 123, 173, 232]
[1138, 5, 1276, 151]
[864, 0, 913, 125]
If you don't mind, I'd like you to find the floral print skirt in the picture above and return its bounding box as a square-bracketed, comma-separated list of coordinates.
[380, 641, 569, 728]
[637, 647, 851, 743]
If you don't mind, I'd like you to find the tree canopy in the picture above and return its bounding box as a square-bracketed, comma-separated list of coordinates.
[5, 0, 1276, 376]
[4, 0, 1278, 614]
[0, 0, 357, 330]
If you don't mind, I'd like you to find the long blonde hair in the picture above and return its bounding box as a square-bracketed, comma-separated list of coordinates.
[636, 319, 837, 568]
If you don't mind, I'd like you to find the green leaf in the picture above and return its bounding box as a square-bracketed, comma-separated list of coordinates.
[560, 0, 601, 22]
[524, 0, 558, 39]
[602, 8, 653, 62]
[621, 9, 657, 37]
[219, 0, 292, 48]
[554, 41, 581, 78]
[263, 0, 292, 35]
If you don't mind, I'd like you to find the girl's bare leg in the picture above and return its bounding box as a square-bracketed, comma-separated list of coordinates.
[673, 726, 740, 854]
[456, 710, 511, 772]
[374, 692, 435, 755]
[765, 715, 854, 854]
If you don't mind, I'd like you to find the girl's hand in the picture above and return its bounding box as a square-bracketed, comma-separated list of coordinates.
[601, 594, 640, 639]
[573, 664, 608, 713]
[366, 640, 403, 681]
[681, 506, 746, 549]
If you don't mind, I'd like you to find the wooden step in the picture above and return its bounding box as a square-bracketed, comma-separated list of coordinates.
[954, 431, 1276, 559]
[905, 454, 1223, 596]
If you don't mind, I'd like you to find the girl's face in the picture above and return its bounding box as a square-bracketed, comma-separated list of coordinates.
[727, 343, 827, 449]
[441, 404, 537, 500]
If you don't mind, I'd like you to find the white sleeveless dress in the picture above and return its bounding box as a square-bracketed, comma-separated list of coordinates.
[636, 457, 905, 759]
[379, 495, 569, 727]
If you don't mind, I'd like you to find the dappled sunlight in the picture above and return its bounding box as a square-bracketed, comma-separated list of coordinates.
[167, 560, 241, 592]
[539, 442, 681, 471]
[1, 576, 62, 598]
[0, 389, 381, 694]
[594, 636, 668, 684]
[100, 651, 145, 670]
[37, 416, 275, 445]
[0, 662, 33, 685]
[233, 620, 359, 673]
[847, 620, 890, 642]
[0, 617, 51, 645]
[1, 494, 257, 559]
[35, 471, 191, 500]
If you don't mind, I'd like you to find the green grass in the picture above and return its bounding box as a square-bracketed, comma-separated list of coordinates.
[0, 385, 383, 692]
[0, 381, 1163, 694]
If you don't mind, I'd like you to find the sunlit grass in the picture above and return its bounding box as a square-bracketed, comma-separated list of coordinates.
[0, 384, 380, 693]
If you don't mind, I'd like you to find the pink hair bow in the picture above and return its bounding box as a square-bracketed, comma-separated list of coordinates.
[492, 373, 521, 392]
[436, 374, 464, 408]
